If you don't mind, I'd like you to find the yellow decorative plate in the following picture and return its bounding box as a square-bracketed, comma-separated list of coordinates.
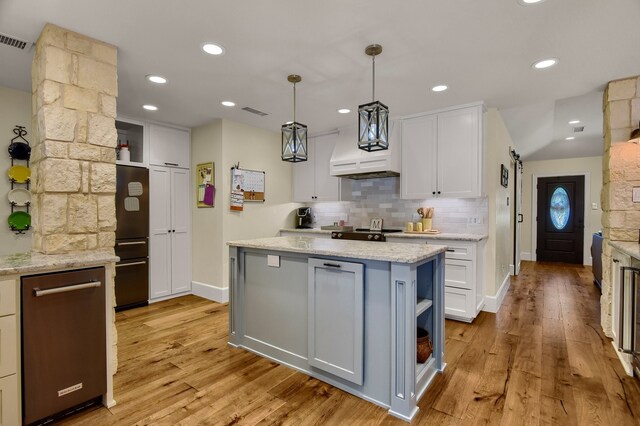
[7, 165, 30, 183]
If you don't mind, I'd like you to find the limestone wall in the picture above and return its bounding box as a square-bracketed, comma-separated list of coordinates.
[601, 76, 640, 335]
[30, 24, 117, 254]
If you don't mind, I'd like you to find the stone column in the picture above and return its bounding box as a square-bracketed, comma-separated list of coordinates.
[601, 76, 640, 336]
[31, 24, 118, 254]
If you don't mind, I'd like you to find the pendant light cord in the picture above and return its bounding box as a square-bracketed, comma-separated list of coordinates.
[293, 82, 296, 123]
[372, 55, 376, 102]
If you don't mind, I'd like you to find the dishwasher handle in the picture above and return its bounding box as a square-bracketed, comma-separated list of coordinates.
[34, 281, 102, 297]
[117, 241, 146, 246]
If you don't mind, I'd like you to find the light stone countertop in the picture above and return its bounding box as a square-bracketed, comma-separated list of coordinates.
[385, 232, 488, 242]
[0, 250, 119, 277]
[280, 228, 487, 242]
[228, 236, 446, 264]
[609, 241, 640, 260]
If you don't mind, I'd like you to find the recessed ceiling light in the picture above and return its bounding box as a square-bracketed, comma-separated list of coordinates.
[142, 104, 158, 111]
[565, 136, 575, 140]
[568, 120, 580, 124]
[221, 101, 236, 107]
[202, 43, 225, 55]
[337, 108, 351, 114]
[532, 58, 558, 69]
[146, 75, 167, 84]
[431, 85, 448, 92]
[518, 0, 546, 5]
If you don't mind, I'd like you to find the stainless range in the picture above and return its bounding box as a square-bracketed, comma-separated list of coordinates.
[331, 228, 402, 242]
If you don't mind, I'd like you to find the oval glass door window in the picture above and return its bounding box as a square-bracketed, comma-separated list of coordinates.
[550, 187, 570, 230]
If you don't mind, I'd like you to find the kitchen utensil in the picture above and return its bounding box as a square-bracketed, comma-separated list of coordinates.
[8, 126, 31, 160]
[8, 211, 31, 231]
[7, 165, 30, 183]
[417, 207, 424, 218]
[7, 188, 31, 206]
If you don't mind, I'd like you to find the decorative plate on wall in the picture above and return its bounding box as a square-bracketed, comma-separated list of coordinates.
[8, 211, 31, 231]
[7, 188, 31, 206]
[7, 165, 30, 183]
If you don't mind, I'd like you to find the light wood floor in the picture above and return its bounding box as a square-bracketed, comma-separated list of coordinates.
[60, 261, 640, 425]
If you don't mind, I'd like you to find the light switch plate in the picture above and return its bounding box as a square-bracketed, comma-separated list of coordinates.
[633, 187, 640, 203]
[267, 255, 280, 268]
[592, 202, 598, 210]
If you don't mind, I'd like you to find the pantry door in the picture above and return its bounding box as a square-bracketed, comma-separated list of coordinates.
[536, 175, 585, 264]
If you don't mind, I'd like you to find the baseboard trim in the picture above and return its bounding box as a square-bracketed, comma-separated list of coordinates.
[192, 281, 229, 303]
[483, 273, 511, 313]
[521, 252, 531, 261]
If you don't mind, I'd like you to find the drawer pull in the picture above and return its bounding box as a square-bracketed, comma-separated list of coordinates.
[34, 282, 101, 297]
[117, 241, 146, 246]
[116, 261, 147, 268]
[164, 162, 179, 166]
[323, 263, 341, 268]
[446, 249, 455, 252]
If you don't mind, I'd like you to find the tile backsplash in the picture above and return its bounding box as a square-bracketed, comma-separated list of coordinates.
[309, 177, 488, 234]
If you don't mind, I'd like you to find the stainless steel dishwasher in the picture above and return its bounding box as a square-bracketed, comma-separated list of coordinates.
[21, 267, 106, 425]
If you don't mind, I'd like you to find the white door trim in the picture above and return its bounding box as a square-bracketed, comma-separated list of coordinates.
[531, 171, 591, 265]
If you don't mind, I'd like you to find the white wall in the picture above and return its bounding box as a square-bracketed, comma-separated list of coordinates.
[521, 156, 602, 265]
[0, 86, 32, 255]
[484, 108, 514, 304]
[191, 119, 300, 302]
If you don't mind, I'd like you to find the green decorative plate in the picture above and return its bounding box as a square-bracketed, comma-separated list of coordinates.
[8, 211, 31, 231]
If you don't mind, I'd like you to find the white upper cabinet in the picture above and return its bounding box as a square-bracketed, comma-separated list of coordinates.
[149, 124, 191, 169]
[293, 133, 340, 202]
[401, 103, 484, 200]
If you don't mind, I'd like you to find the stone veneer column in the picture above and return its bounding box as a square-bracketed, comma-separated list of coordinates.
[601, 75, 640, 336]
[30, 24, 117, 254]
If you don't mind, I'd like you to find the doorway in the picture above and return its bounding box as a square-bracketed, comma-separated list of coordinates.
[536, 175, 585, 264]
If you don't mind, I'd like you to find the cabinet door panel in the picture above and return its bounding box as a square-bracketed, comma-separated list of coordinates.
[292, 138, 316, 202]
[444, 259, 473, 290]
[0, 374, 18, 426]
[149, 124, 190, 168]
[308, 258, 363, 385]
[444, 287, 474, 321]
[314, 134, 340, 201]
[0, 316, 16, 378]
[171, 168, 191, 294]
[437, 107, 480, 198]
[0, 280, 15, 317]
[401, 114, 438, 199]
[149, 167, 172, 299]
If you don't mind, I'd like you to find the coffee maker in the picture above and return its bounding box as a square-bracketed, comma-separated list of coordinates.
[295, 207, 313, 229]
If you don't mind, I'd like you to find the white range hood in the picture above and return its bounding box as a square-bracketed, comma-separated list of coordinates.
[329, 120, 401, 179]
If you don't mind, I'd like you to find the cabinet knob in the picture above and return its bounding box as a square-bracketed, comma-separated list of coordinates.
[432, 191, 436, 195]
[437, 191, 441, 195]
[368, 235, 373, 240]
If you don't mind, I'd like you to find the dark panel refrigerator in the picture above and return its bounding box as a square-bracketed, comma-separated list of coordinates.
[115, 165, 149, 311]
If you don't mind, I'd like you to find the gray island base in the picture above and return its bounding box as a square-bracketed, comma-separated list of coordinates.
[227, 236, 446, 421]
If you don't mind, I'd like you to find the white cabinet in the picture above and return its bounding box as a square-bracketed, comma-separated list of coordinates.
[293, 134, 340, 202]
[386, 237, 485, 322]
[149, 166, 192, 299]
[0, 279, 18, 426]
[149, 124, 191, 169]
[116, 117, 147, 167]
[401, 103, 483, 199]
[307, 258, 364, 385]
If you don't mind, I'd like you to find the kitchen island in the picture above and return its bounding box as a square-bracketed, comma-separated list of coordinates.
[228, 236, 446, 421]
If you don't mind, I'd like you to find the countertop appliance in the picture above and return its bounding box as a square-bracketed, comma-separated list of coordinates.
[21, 267, 106, 424]
[331, 228, 402, 242]
[115, 165, 149, 311]
[296, 207, 313, 229]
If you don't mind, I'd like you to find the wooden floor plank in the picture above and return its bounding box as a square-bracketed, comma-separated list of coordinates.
[57, 261, 640, 425]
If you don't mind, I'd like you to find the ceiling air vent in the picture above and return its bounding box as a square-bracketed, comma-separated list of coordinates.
[573, 126, 585, 133]
[241, 106, 268, 117]
[0, 32, 31, 50]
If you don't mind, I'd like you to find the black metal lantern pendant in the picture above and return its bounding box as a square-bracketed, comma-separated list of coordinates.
[358, 44, 389, 152]
[281, 74, 308, 162]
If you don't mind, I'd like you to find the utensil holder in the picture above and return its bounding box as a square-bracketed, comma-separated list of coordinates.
[421, 218, 432, 231]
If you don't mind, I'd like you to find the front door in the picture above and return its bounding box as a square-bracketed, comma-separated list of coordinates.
[536, 175, 585, 264]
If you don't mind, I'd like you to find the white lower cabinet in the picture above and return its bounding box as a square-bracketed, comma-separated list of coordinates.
[386, 237, 485, 322]
[0, 279, 18, 425]
[150, 166, 192, 299]
[307, 258, 364, 385]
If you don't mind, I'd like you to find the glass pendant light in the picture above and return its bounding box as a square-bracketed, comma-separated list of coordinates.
[281, 74, 308, 162]
[358, 44, 389, 152]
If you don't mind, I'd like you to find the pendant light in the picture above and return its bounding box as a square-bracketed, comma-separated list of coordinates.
[281, 74, 308, 162]
[358, 44, 389, 152]
[629, 121, 640, 143]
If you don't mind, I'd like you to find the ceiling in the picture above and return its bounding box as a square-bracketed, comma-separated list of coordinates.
[1, 0, 639, 160]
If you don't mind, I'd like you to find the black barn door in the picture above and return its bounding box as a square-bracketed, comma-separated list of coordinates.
[536, 175, 585, 264]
